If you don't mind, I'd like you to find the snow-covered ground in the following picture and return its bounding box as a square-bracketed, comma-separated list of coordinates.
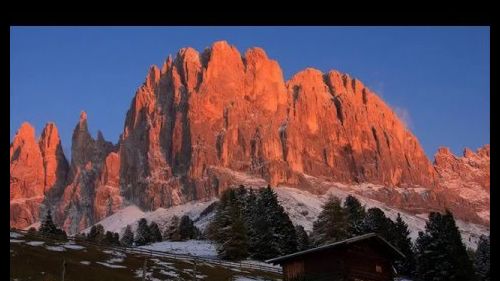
[139, 239, 282, 272]
[139, 240, 217, 258]
[82, 174, 488, 250]
[10, 232, 23, 238]
[83, 198, 218, 236]
[275, 185, 489, 249]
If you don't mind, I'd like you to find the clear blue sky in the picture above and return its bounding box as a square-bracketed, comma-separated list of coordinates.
[10, 27, 489, 160]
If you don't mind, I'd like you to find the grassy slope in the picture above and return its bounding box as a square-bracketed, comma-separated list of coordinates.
[10, 233, 280, 281]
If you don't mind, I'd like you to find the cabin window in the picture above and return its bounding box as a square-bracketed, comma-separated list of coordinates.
[375, 265, 382, 273]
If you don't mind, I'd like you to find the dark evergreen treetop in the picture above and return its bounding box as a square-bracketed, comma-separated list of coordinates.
[164, 215, 181, 241]
[135, 218, 152, 246]
[474, 235, 490, 281]
[120, 225, 134, 246]
[343, 195, 366, 236]
[149, 221, 163, 242]
[39, 209, 58, 234]
[311, 195, 349, 246]
[295, 225, 310, 251]
[360, 207, 395, 242]
[179, 215, 199, 240]
[392, 213, 416, 277]
[415, 210, 475, 281]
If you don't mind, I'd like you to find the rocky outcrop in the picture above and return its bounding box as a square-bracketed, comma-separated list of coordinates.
[10, 41, 490, 232]
[55, 112, 122, 233]
[10, 122, 69, 229]
[10, 123, 45, 201]
[119, 41, 437, 212]
[432, 145, 490, 223]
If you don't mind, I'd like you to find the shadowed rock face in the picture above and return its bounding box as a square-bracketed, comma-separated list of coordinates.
[55, 112, 122, 234]
[10, 41, 490, 232]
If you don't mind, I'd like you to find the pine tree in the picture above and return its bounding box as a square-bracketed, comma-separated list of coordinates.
[149, 221, 163, 242]
[415, 210, 475, 281]
[208, 186, 296, 260]
[218, 203, 249, 260]
[213, 189, 249, 260]
[39, 209, 58, 235]
[295, 225, 310, 251]
[311, 195, 349, 246]
[258, 186, 297, 256]
[474, 235, 490, 281]
[164, 216, 181, 241]
[343, 195, 365, 236]
[241, 188, 259, 254]
[75, 233, 87, 241]
[179, 215, 197, 240]
[135, 218, 152, 246]
[87, 224, 105, 243]
[360, 207, 395, 242]
[207, 189, 234, 243]
[392, 213, 416, 277]
[112, 232, 120, 246]
[250, 200, 279, 260]
[103, 231, 114, 245]
[120, 225, 134, 246]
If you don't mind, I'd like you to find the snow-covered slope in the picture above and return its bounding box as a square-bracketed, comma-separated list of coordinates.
[275, 186, 489, 249]
[83, 182, 488, 250]
[82, 198, 217, 236]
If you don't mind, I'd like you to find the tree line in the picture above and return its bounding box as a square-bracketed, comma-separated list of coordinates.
[29, 210, 201, 248]
[27, 186, 489, 281]
[206, 185, 490, 281]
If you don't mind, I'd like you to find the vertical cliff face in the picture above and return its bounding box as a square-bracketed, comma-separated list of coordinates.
[284, 69, 436, 187]
[10, 122, 69, 229]
[10, 123, 45, 228]
[10, 123, 45, 201]
[55, 112, 122, 233]
[432, 145, 490, 222]
[119, 41, 437, 212]
[10, 41, 489, 232]
[39, 123, 69, 195]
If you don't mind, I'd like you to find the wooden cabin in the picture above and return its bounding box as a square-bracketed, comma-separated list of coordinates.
[267, 233, 405, 281]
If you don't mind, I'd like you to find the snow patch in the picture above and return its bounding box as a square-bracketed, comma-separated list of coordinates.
[45, 246, 65, 252]
[63, 242, 85, 250]
[96, 262, 126, 269]
[84, 199, 217, 235]
[274, 185, 489, 249]
[106, 257, 124, 264]
[10, 239, 24, 243]
[26, 241, 44, 246]
[80, 261, 91, 265]
[139, 240, 217, 258]
[103, 250, 126, 257]
[158, 269, 179, 277]
[10, 232, 24, 238]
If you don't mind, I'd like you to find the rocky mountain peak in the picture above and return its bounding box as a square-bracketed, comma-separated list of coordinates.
[10, 41, 490, 232]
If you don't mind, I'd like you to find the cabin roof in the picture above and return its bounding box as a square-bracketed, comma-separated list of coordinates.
[266, 233, 405, 264]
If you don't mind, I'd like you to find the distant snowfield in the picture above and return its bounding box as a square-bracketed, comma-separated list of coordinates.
[275, 185, 489, 249]
[82, 198, 218, 236]
[85, 180, 488, 249]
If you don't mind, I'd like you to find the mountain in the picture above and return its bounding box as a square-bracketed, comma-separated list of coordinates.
[10, 41, 490, 235]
